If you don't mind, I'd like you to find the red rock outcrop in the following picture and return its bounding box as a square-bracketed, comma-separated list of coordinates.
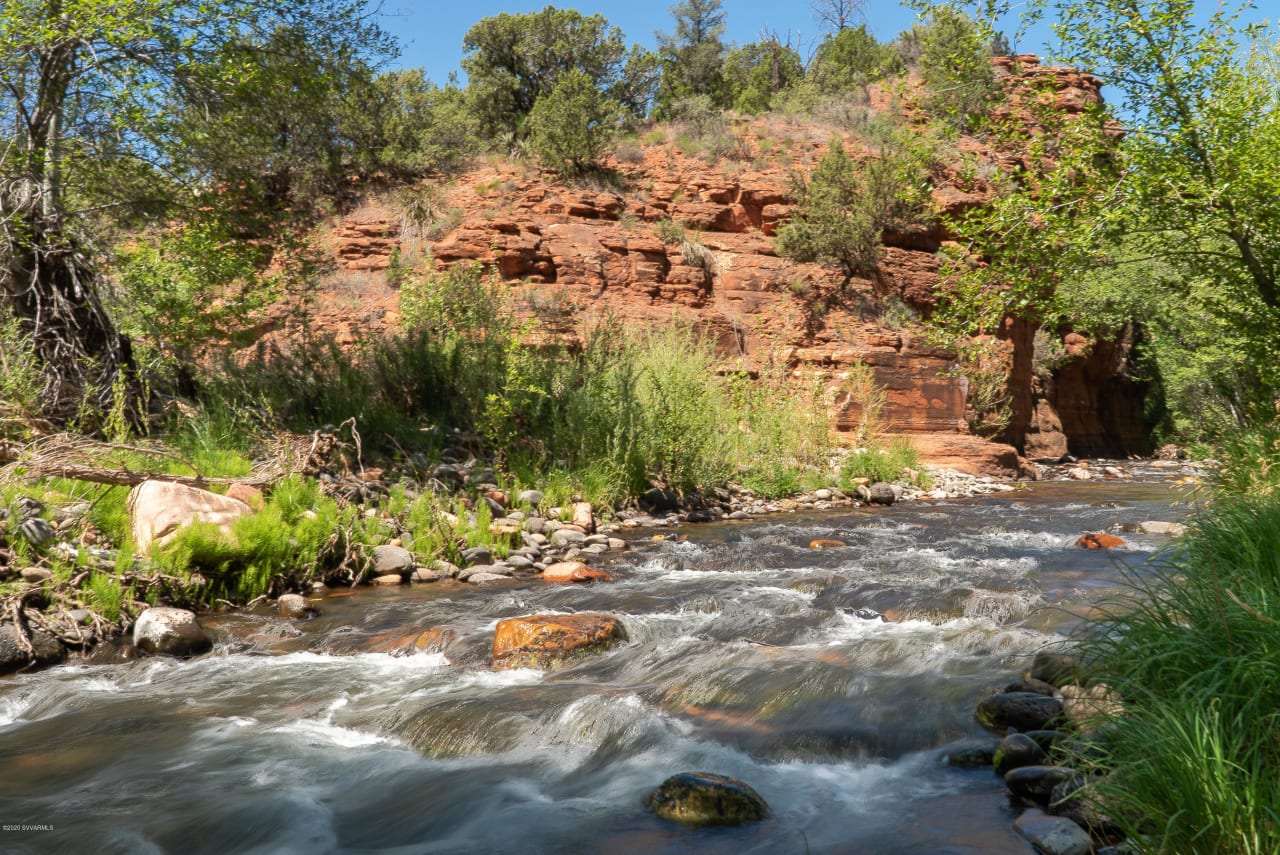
[252, 58, 1149, 477]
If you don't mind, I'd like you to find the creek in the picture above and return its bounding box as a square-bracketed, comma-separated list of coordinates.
[0, 469, 1192, 854]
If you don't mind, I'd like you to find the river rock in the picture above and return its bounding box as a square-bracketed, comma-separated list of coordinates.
[20, 566, 53, 583]
[370, 573, 405, 586]
[458, 564, 511, 582]
[551, 528, 586, 547]
[371, 544, 414, 575]
[541, 561, 614, 583]
[460, 545, 492, 566]
[1005, 765, 1078, 806]
[941, 736, 1000, 767]
[977, 692, 1063, 733]
[1060, 682, 1123, 725]
[994, 732, 1049, 776]
[491, 613, 626, 670]
[1138, 520, 1185, 536]
[1004, 677, 1059, 697]
[645, 772, 768, 826]
[0, 624, 67, 674]
[571, 502, 594, 532]
[1075, 532, 1126, 549]
[128, 480, 253, 555]
[430, 559, 462, 578]
[132, 607, 211, 656]
[411, 567, 441, 583]
[277, 594, 318, 618]
[517, 489, 544, 507]
[809, 539, 846, 549]
[1050, 774, 1120, 836]
[1013, 809, 1092, 855]
[867, 482, 897, 505]
[466, 571, 512, 584]
[17, 517, 56, 547]
[1030, 650, 1081, 687]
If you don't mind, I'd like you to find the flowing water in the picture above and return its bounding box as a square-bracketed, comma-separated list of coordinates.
[0, 471, 1194, 854]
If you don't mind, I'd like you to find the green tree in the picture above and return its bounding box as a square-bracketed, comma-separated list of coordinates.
[460, 7, 648, 138]
[0, 0, 392, 422]
[655, 0, 730, 115]
[809, 24, 903, 93]
[348, 69, 481, 178]
[917, 5, 1000, 130]
[775, 138, 934, 279]
[723, 37, 804, 114]
[526, 69, 623, 174]
[928, 0, 1280, 435]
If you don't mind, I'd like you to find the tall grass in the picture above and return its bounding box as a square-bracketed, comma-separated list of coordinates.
[201, 263, 899, 503]
[1071, 427, 1280, 853]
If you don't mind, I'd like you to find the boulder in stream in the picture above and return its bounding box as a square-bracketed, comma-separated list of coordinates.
[646, 771, 769, 826]
[132, 607, 211, 657]
[541, 561, 613, 584]
[491, 613, 626, 670]
[1075, 532, 1126, 549]
[277, 594, 318, 619]
[1004, 765, 1079, 806]
[977, 692, 1063, 733]
[994, 732, 1048, 776]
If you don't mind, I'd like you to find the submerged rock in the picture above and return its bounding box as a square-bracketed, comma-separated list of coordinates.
[132, 607, 211, 657]
[491, 613, 626, 670]
[277, 594, 318, 619]
[808, 539, 847, 549]
[646, 771, 768, 826]
[977, 692, 1063, 733]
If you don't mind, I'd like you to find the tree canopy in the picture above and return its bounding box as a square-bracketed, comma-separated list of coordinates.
[0, 0, 393, 419]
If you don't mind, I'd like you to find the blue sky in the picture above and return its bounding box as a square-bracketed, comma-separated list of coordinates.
[375, 1, 1272, 82]
[379, 1, 939, 80]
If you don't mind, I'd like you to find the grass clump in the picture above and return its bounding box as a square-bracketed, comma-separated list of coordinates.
[1066, 427, 1280, 853]
[840, 438, 923, 487]
[152, 475, 349, 603]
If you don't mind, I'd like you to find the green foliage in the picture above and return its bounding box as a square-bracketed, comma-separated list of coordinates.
[526, 69, 623, 174]
[1071, 443, 1280, 853]
[722, 39, 804, 114]
[153, 475, 346, 602]
[810, 25, 903, 93]
[655, 0, 730, 116]
[915, 5, 1001, 131]
[775, 138, 934, 279]
[85, 572, 129, 623]
[110, 216, 275, 378]
[0, 309, 46, 439]
[926, 2, 1280, 441]
[461, 8, 649, 138]
[356, 71, 482, 177]
[841, 438, 923, 486]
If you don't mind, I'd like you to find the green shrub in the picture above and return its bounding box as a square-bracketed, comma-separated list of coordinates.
[916, 6, 1001, 132]
[775, 137, 933, 279]
[841, 438, 923, 486]
[526, 69, 623, 175]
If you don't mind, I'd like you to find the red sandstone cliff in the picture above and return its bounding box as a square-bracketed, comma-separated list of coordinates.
[290, 57, 1147, 477]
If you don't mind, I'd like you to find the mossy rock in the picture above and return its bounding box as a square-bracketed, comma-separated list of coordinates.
[646, 771, 768, 826]
[977, 692, 1063, 733]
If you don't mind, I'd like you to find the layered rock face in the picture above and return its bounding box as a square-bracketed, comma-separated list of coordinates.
[315, 58, 1149, 473]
